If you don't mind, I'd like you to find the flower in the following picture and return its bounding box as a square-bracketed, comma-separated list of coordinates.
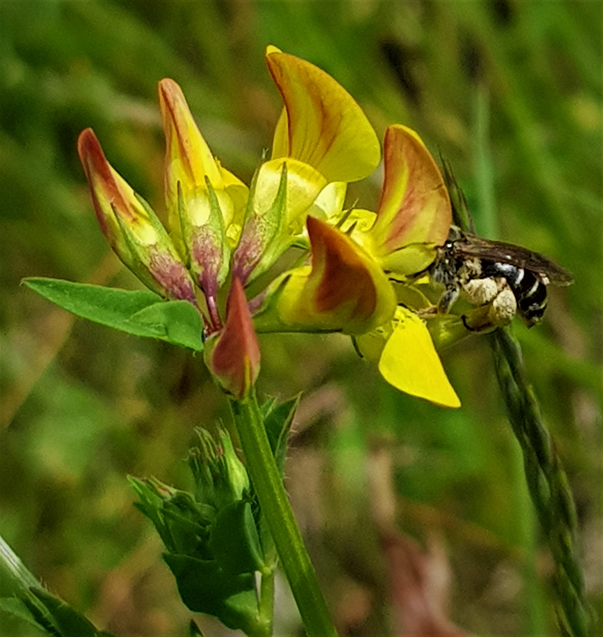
[159, 78, 248, 328]
[78, 46, 464, 407]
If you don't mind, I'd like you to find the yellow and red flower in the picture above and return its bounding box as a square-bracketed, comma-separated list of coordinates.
[78, 46, 463, 407]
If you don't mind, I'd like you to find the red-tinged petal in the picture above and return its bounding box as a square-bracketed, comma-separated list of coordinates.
[78, 128, 198, 305]
[159, 78, 222, 201]
[266, 46, 380, 183]
[159, 78, 245, 255]
[308, 216, 379, 322]
[372, 125, 451, 256]
[254, 217, 396, 335]
[78, 128, 143, 246]
[207, 278, 261, 398]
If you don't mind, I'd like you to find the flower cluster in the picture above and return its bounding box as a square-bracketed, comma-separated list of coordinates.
[78, 46, 464, 407]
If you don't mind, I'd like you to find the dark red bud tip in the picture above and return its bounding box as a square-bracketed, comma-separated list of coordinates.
[77, 128, 124, 232]
[209, 278, 261, 398]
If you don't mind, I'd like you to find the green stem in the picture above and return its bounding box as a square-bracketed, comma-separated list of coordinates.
[229, 391, 337, 637]
[490, 328, 589, 636]
[258, 570, 275, 634]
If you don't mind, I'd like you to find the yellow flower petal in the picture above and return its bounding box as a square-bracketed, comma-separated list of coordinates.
[378, 306, 460, 408]
[159, 78, 223, 203]
[266, 47, 381, 183]
[380, 242, 440, 276]
[254, 158, 327, 228]
[372, 125, 451, 262]
[305, 181, 348, 225]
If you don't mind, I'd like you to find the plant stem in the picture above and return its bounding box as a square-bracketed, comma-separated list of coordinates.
[257, 571, 275, 636]
[229, 391, 337, 637]
[490, 327, 589, 636]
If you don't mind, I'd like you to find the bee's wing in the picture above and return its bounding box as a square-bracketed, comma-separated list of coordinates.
[455, 233, 574, 285]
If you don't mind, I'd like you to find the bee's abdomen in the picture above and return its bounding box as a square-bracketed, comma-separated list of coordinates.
[482, 261, 548, 326]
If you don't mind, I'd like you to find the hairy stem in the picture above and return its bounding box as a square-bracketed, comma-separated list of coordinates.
[229, 391, 337, 637]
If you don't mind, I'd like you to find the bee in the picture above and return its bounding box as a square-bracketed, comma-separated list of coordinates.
[430, 226, 574, 329]
[427, 158, 574, 330]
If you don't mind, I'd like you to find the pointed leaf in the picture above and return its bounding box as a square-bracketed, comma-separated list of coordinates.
[24, 279, 203, 351]
[164, 553, 258, 633]
[130, 301, 203, 350]
[263, 396, 300, 472]
[189, 619, 204, 637]
[30, 588, 105, 637]
[0, 597, 58, 636]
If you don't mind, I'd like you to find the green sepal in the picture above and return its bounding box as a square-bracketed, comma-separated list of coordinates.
[187, 427, 250, 511]
[178, 179, 231, 293]
[234, 162, 289, 284]
[24, 278, 203, 351]
[129, 477, 214, 559]
[210, 500, 265, 574]
[113, 195, 196, 300]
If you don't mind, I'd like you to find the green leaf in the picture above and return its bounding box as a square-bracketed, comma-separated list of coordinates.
[30, 588, 107, 637]
[263, 396, 300, 473]
[0, 590, 109, 637]
[130, 301, 204, 351]
[164, 554, 258, 633]
[189, 619, 204, 637]
[210, 501, 265, 574]
[23, 278, 203, 351]
[0, 597, 55, 636]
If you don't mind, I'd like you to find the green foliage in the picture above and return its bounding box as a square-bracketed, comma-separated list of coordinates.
[127, 408, 295, 635]
[0, 535, 110, 636]
[1, 1, 601, 636]
[23, 278, 204, 351]
[129, 430, 265, 634]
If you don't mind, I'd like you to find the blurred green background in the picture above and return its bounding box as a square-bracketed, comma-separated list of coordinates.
[0, 1, 601, 636]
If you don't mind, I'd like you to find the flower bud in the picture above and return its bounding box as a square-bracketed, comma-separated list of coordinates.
[159, 79, 247, 301]
[188, 427, 250, 509]
[78, 128, 198, 304]
[204, 278, 261, 398]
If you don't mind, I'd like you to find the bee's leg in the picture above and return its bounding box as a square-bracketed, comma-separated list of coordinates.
[437, 286, 459, 314]
[461, 278, 499, 306]
[461, 286, 517, 333]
